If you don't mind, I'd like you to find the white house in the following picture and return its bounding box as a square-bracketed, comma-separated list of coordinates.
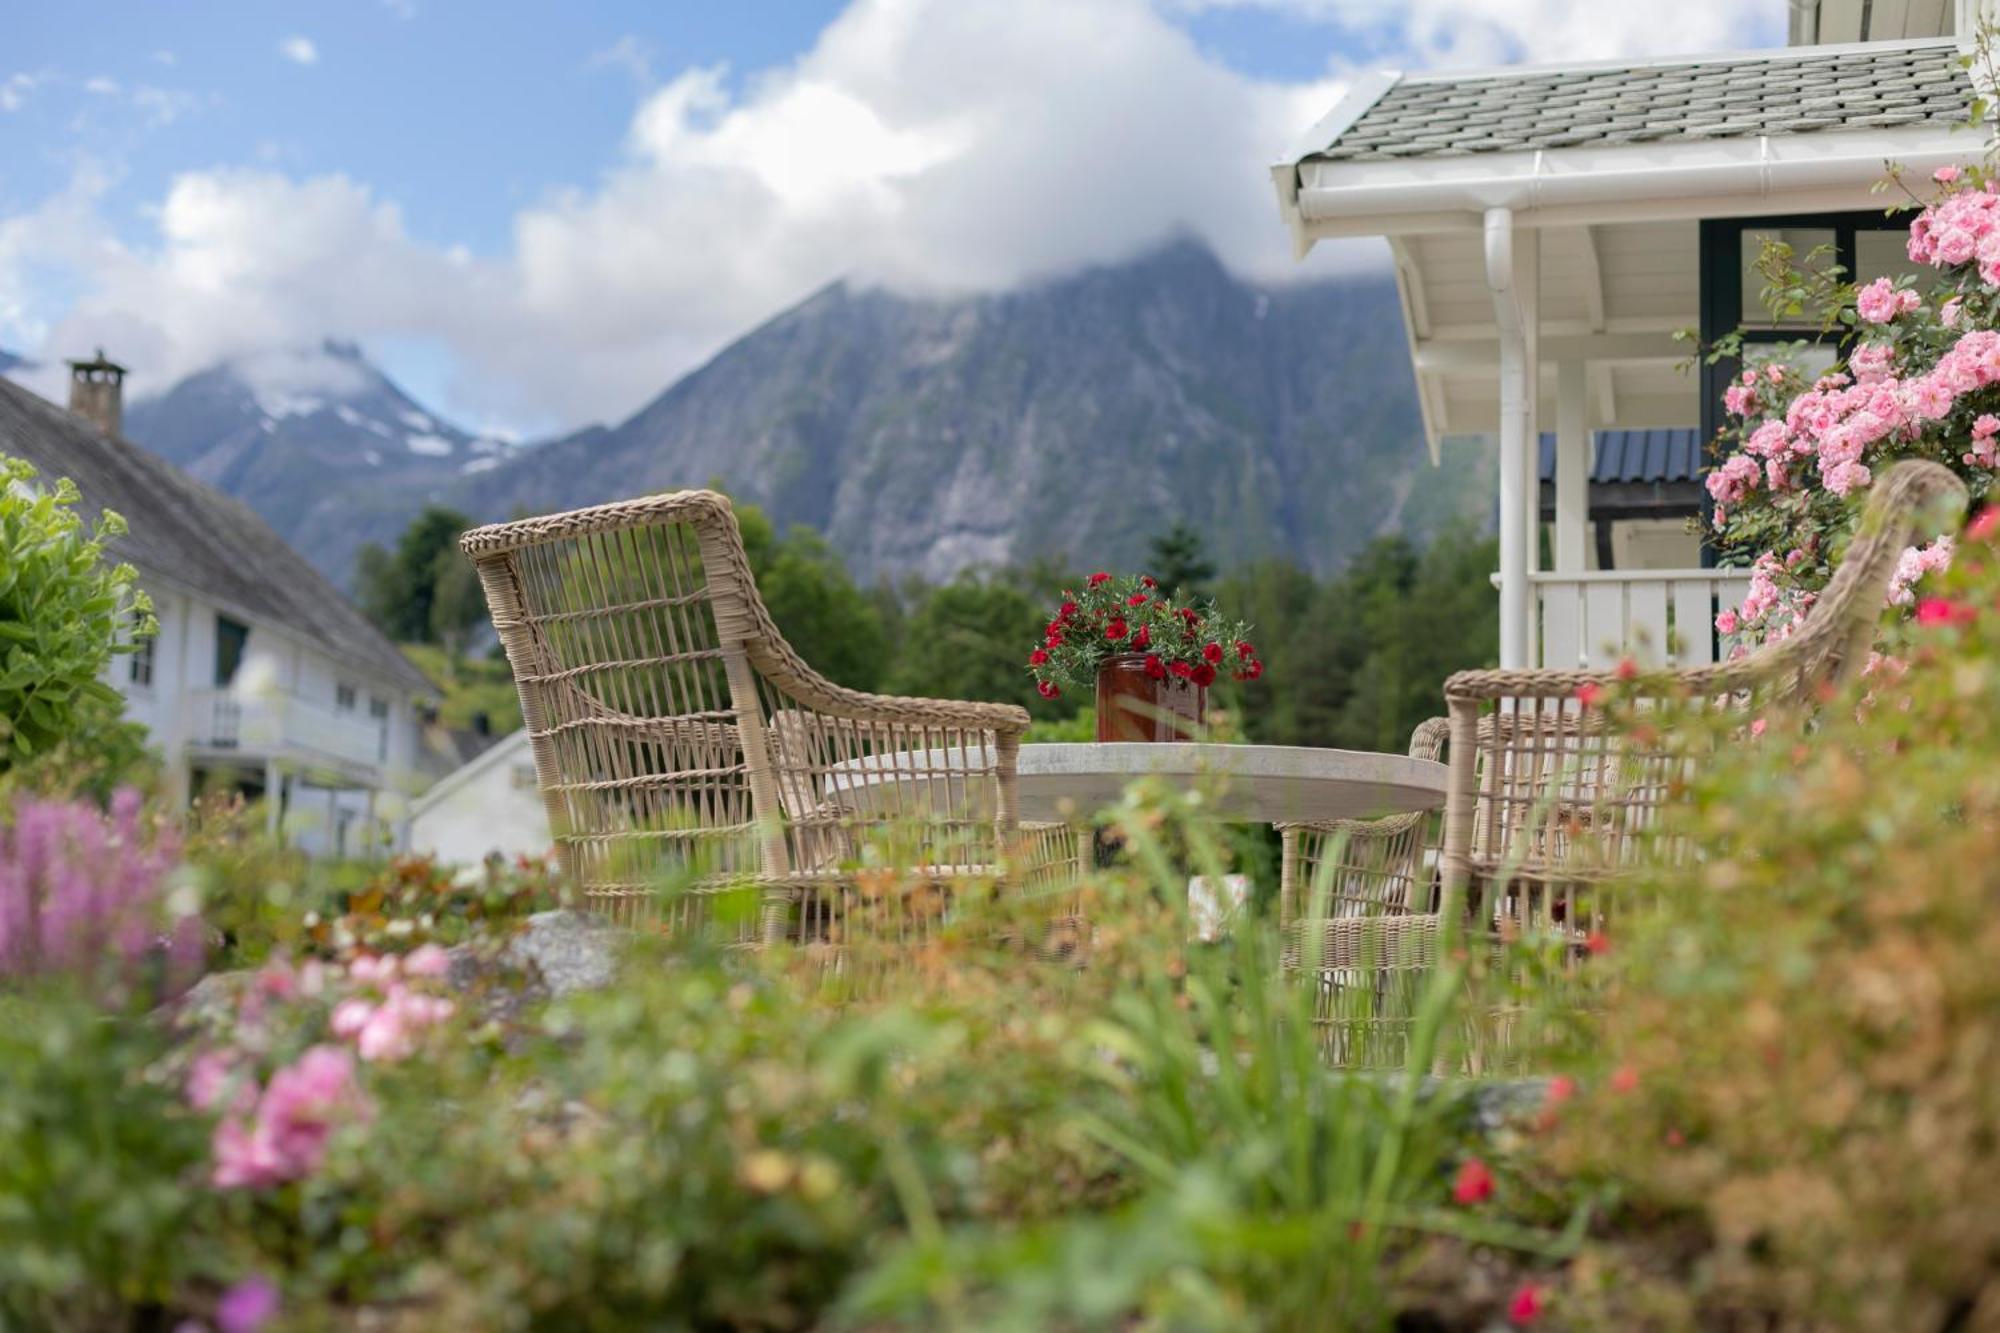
[407, 728, 553, 866]
[0, 356, 435, 855]
[1273, 0, 1985, 669]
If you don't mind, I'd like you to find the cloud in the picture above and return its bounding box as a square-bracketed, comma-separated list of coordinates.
[5, 0, 1784, 432]
[278, 36, 320, 66]
[1, 73, 38, 112]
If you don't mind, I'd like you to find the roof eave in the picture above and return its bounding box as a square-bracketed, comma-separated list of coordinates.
[1291, 125, 1986, 240]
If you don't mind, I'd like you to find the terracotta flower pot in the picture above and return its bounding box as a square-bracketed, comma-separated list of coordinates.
[1094, 653, 1205, 742]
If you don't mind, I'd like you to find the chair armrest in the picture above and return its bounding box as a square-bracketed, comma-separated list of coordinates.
[779, 684, 1031, 735]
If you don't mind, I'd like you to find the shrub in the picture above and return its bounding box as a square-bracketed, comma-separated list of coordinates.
[0, 453, 152, 778]
[1540, 510, 2000, 1328]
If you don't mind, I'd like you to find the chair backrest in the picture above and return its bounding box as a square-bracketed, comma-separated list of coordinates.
[459, 491, 776, 923]
[1440, 459, 1969, 929]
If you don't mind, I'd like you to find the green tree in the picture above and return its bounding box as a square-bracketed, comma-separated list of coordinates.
[357, 506, 476, 644]
[1146, 522, 1217, 599]
[755, 525, 889, 691]
[886, 575, 1067, 718]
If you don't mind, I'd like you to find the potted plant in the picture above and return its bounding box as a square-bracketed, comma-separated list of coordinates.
[1027, 572, 1263, 742]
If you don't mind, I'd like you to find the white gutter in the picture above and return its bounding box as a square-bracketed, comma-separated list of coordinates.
[1284, 128, 1976, 238]
[1485, 207, 1530, 672]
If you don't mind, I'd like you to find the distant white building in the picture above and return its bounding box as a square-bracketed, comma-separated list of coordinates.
[0, 355, 435, 855]
[407, 729, 553, 866]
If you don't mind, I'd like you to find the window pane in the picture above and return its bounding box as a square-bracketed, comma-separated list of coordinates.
[215, 616, 249, 687]
[1743, 341, 1838, 381]
[1740, 228, 1837, 326]
[1855, 228, 1926, 290]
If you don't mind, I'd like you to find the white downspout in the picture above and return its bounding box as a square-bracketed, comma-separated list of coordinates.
[1485, 206, 1530, 670]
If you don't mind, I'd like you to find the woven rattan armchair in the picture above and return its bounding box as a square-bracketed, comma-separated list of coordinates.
[1438, 459, 1968, 945]
[460, 489, 1032, 946]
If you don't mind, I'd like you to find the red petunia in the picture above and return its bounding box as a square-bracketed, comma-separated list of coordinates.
[1028, 648, 1049, 666]
[1037, 680, 1060, 700]
[1202, 642, 1223, 665]
[1132, 624, 1151, 648]
[1143, 654, 1166, 679]
[1507, 1283, 1545, 1325]
[1105, 618, 1129, 640]
[1087, 572, 1112, 586]
[1127, 593, 1148, 607]
[1169, 661, 1195, 679]
[1191, 662, 1217, 687]
[1451, 1157, 1494, 1206]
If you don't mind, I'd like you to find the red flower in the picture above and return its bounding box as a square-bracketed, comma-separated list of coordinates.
[1132, 624, 1151, 648]
[1507, 1283, 1546, 1325]
[1169, 661, 1195, 679]
[1028, 648, 1049, 666]
[1609, 1065, 1640, 1094]
[1140, 575, 1157, 588]
[1544, 1075, 1575, 1106]
[1105, 618, 1129, 640]
[1916, 596, 1975, 627]
[1178, 607, 1200, 625]
[1242, 659, 1264, 681]
[1127, 593, 1148, 607]
[1451, 1157, 1495, 1205]
[1143, 654, 1165, 679]
[1202, 642, 1223, 665]
[1235, 640, 1254, 659]
[1574, 681, 1603, 709]
[1058, 601, 1078, 619]
[1087, 572, 1112, 587]
[1615, 656, 1639, 681]
[1046, 630, 1064, 648]
[1970, 506, 2000, 543]
[1037, 680, 1060, 700]
[1584, 930, 1610, 956]
[1191, 662, 1217, 687]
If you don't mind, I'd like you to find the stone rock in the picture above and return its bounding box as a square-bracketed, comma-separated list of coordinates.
[503, 909, 621, 997]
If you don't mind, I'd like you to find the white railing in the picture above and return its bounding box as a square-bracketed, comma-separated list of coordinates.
[185, 689, 386, 772]
[1529, 569, 1754, 670]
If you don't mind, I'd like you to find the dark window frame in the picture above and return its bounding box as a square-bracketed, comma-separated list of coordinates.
[1697, 210, 1910, 560]
[214, 615, 249, 688]
[128, 633, 155, 689]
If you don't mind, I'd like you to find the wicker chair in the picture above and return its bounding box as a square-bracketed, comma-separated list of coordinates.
[1438, 458, 1969, 946]
[459, 489, 1032, 948]
[1275, 718, 1448, 1054]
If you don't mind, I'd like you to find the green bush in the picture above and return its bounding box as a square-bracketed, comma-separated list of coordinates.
[1539, 517, 2000, 1329]
[0, 454, 152, 777]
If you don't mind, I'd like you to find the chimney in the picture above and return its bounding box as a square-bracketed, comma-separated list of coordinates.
[66, 348, 127, 437]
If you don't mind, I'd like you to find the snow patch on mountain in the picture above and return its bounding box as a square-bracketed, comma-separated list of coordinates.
[405, 432, 453, 457]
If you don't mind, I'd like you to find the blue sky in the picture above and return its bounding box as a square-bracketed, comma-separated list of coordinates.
[0, 0, 1786, 436]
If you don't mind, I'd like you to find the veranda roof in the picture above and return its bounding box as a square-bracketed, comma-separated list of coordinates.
[1272, 38, 1976, 457]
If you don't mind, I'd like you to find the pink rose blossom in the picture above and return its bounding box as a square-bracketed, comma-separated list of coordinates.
[403, 943, 450, 978]
[1936, 165, 1964, 184]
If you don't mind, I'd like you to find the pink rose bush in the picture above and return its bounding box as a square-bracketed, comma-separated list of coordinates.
[1709, 168, 2000, 649]
[183, 947, 455, 1191]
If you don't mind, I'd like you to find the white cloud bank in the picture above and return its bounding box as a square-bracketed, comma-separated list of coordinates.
[277, 36, 320, 67]
[3, 0, 1782, 431]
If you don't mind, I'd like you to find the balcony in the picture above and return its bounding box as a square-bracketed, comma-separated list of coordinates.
[186, 688, 388, 776]
[1529, 568, 1753, 670]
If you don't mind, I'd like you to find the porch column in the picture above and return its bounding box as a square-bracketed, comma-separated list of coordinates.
[265, 759, 281, 839]
[1554, 359, 1590, 573]
[1485, 208, 1539, 669]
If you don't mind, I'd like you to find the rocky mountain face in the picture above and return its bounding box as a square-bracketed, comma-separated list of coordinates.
[122, 341, 513, 590]
[118, 242, 1489, 588]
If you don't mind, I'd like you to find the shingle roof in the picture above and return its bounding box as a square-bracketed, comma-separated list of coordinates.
[0, 378, 431, 695]
[1308, 42, 1969, 163]
[1537, 428, 1704, 486]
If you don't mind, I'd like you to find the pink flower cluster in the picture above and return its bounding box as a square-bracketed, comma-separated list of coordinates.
[186, 945, 454, 1192]
[1708, 327, 2000, 513]
[0, 789, 200, 992]
[329, 946, 454, 1063]
[1886, 536, 1955, 607]
[1907, 181, 2000, 284]
[1718, 551, 1815, 654]
[199, 1044, 372, 1190]
[1855, 276, 1922, 324]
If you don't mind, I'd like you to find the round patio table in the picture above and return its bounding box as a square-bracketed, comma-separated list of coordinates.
[822, 742, 1447, 824]
[1014, 742, 1446, 823]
